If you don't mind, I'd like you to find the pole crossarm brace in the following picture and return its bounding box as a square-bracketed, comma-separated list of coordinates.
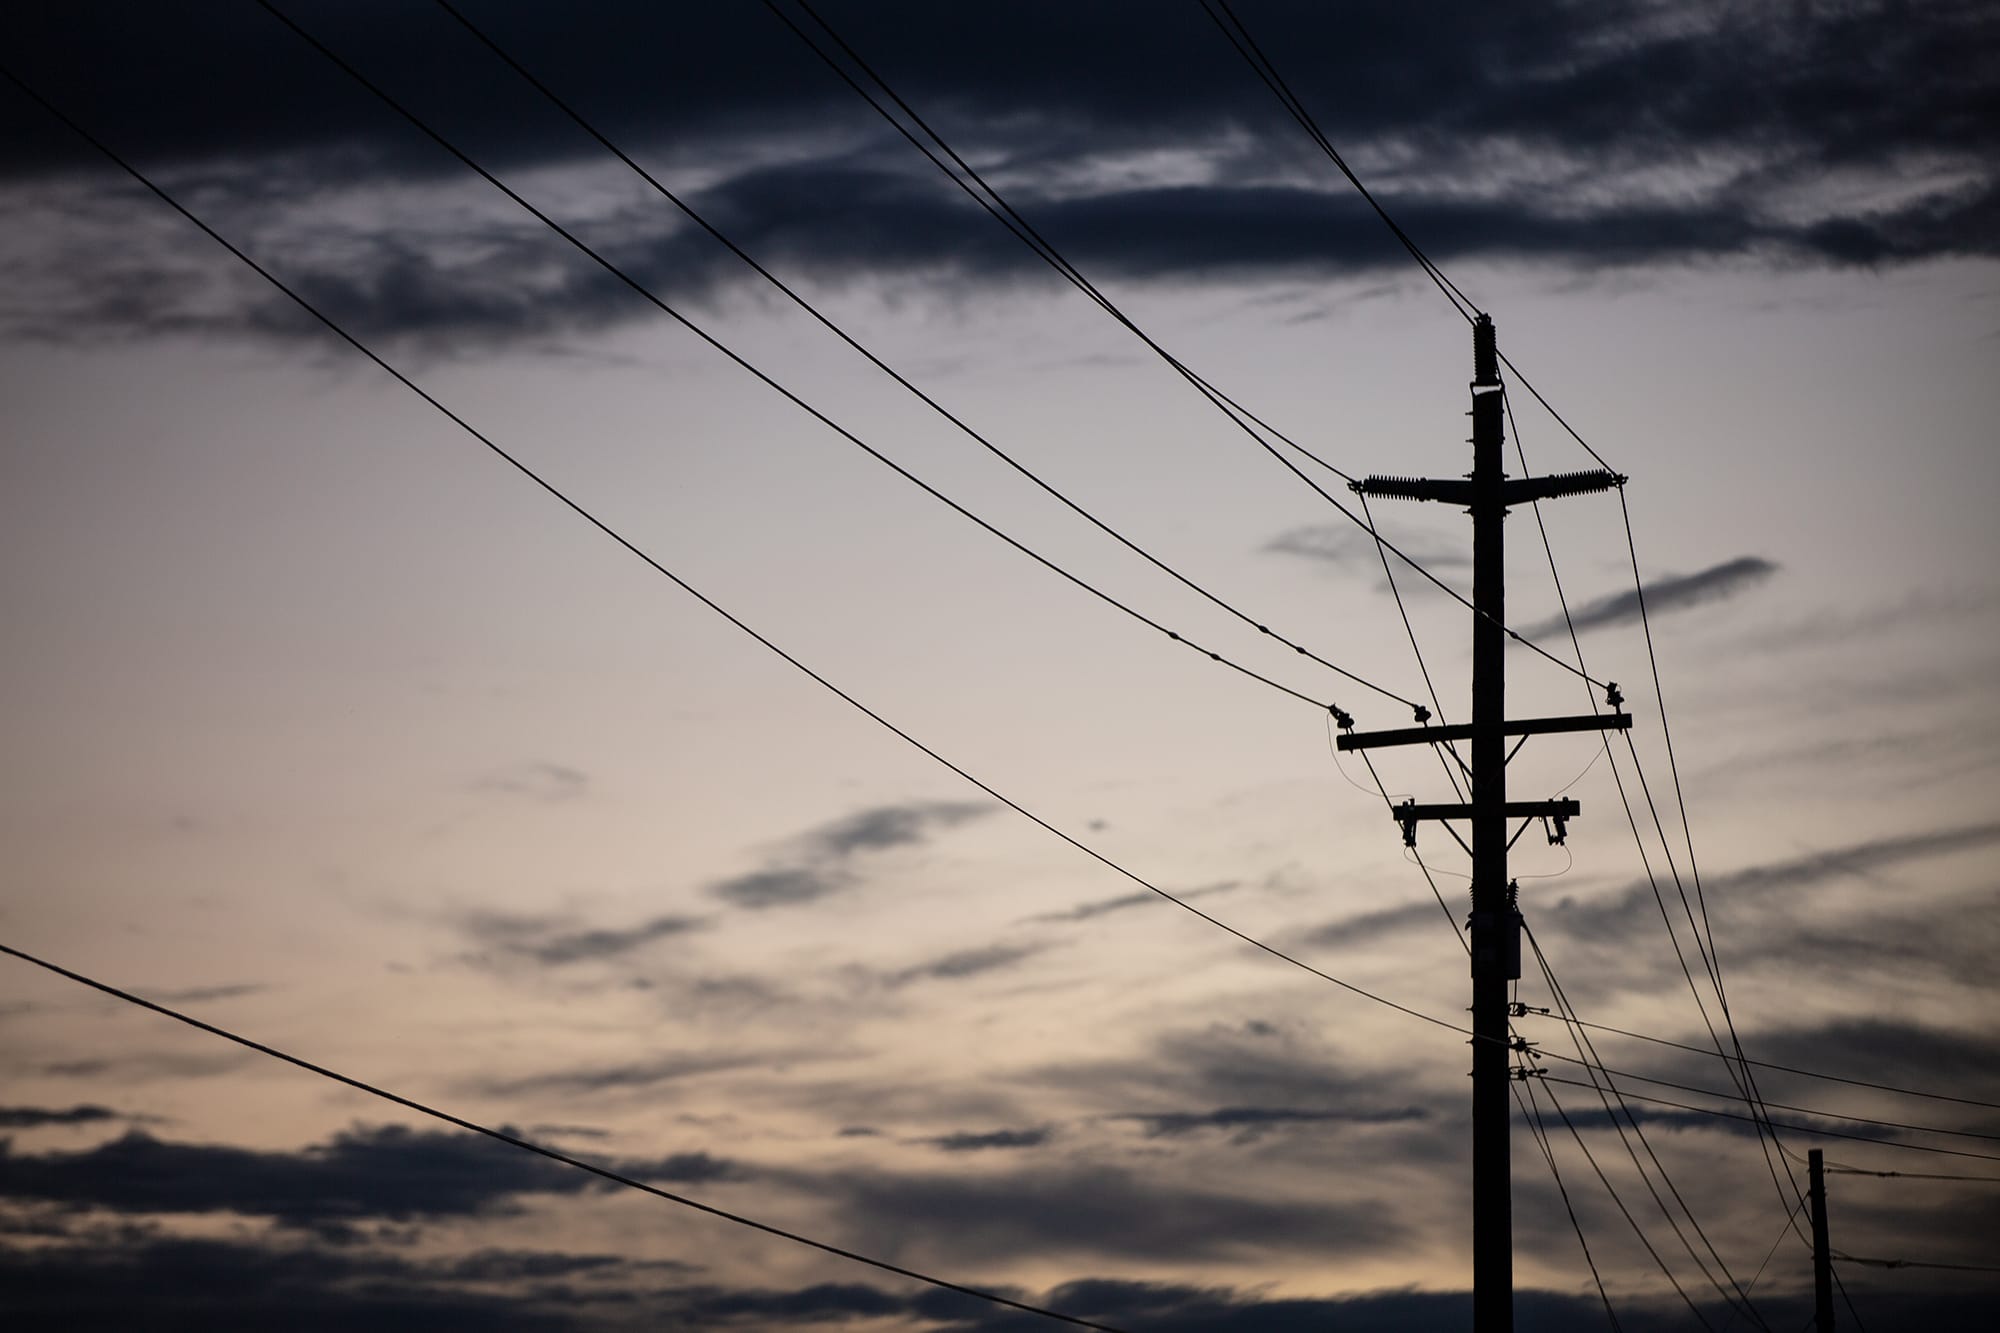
[1353, 468, 1625, 509]
[1337, 712, 1631, 752]
[1392, 798, 1580, 850]
[1395, 799, 1581, 823]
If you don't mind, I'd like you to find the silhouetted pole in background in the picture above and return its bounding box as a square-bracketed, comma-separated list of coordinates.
[1338, 316, 1625, 1331]
[1811, 1148, 1835, 1330]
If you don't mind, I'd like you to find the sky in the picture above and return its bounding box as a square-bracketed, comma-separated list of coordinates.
[2, 1, 1997, 1328]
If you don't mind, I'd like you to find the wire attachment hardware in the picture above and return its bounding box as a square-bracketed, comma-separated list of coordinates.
[1605, 681, 1624, 710]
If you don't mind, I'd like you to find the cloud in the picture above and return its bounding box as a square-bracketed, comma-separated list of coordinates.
[0, 1122, 742, 1226]
[1115, 1104, 1429, 1143]
[0, 1105, 122, 1129]
[881, 942, 1050, 989]
[817, 1162, 1401, 1267]
[1541, 818, 2000, 946]
[709, 800, 994, 911]
[5, 3, 1995, 346]
[470, 760, 590, 802]
[1520, 555, 1777, 638]
[151, 983, 269, 1004]
[1023, 881, 1238, 926]
[920, 1127, 1054, 1152]
[460, 909, 707, 967]
[470, 1051, 780, 1099]
[1264, 524, 1470, 580]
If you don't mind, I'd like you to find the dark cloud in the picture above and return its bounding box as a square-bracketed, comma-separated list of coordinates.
[1521, 556, 1777, 638]
[707, 866, 841, 911]
[0, 1105, 121, 1129]
[820, 1162, 1399, 1267]
[461, 909, 707, 967]
[4, 1231, 1990, 1333]
[883, 942, 1050, 988]
[1264, 524, 1470, 574]
[4, 2, 1994, 346]
[710, 800, 994, 911]
[470, 1050, 778, 1098]
[471, 760, 590, 801]
[1542, 819, 2000, 946]
[1023, 881, 1237, 926]
[0, 1123, 741, 1225]
[921, 1127, 1054, 1152]
[1116, 1103, 1428, 1143]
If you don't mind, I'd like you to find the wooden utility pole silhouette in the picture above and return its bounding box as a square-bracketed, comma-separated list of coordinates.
[1810, 1148, 1836, 1330]
[1337, 315, 1625, 1331]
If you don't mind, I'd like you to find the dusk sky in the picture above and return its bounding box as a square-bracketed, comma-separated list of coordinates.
[3, 2, 1997, 1329]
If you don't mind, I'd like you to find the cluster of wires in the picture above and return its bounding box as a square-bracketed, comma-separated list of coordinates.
[3, 4, 1990, 1330]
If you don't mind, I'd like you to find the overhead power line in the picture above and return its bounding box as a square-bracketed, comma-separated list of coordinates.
[0, 60, 1481, 1051]
[0, 942, 1130, 1333]
[1561, 1018, 2000, 1112]
[253, 1, 1341, 720]
[1199, 0, 1480, 323]
[1538, 1078, 2000, 1164]
[426, 0, 1412, 715]
[763, 0, 1611, 698]
[1834, 1254, 2000, 1274]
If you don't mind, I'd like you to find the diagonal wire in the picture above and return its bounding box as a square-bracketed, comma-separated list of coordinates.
[1520, 1075, 1625, 1330]
[763, 0, 1610, 697]
[428, 0, 1412, 713]
[0, 59, 1474, 1049]
[1200, 0, 1480, 322]
[0, 941, 1130, 1333]
[1527, 931, 1773, 1328]
[256, 0, 1342, 719]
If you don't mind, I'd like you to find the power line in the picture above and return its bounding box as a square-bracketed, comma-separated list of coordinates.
[1821, 1166, 2000, 1183]
[1527, 933, 1773, 1327]
[1500, 383, 1808, 1243]
[1199, 0, 1623, 487]
[0, 941, 1130, 1333]
[254, 0, 1342, 720]
[0, 60, 1481, 1053]
[1533, 1051, 2000, 1145]
[1537, 1077, 1721, 1330]
[425, 0, 1413, 715]
[1537, 1078, 2000, 1164]
[1834, 1254, 2000, 1274]
[762, 0, 1611, 698]
[1198, 0, 1480, 323]
[1559, 1019, 2000, 1113]
[1519, 1075, 1625, 1330]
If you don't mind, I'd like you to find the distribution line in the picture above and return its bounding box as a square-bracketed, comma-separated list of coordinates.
[1717, 1197, 1809, 1333]
[1538, 1077, 1720, 1331]
[0, 942, 1130, 1333]
[1199, 0, 1480, 323]
[426, 0, 1413, 714]
[1519, 1076, 1625, 1331]
[0, 62, 1474, 1048]
[1201, 0, 1621, 483]
[1527, 934, 1772, 1326]
[1529, 1053, 2000, 1146]
[255, 1, 1340, 720]
[763, 0, 1612, 698]
[1820, 1166, 2000, 1183]
[1501, 383, 1809, 1242]
[1560, 1020, 2000, 1113]
[1537, 1079, 2000, 1164]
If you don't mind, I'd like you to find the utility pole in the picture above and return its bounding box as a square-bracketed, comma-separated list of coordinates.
[1810, 1148, 1835, 1330]
[1336, 315, 1626, 1331]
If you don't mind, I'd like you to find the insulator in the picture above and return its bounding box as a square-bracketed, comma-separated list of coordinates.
[1473, 315, 1498, 384]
